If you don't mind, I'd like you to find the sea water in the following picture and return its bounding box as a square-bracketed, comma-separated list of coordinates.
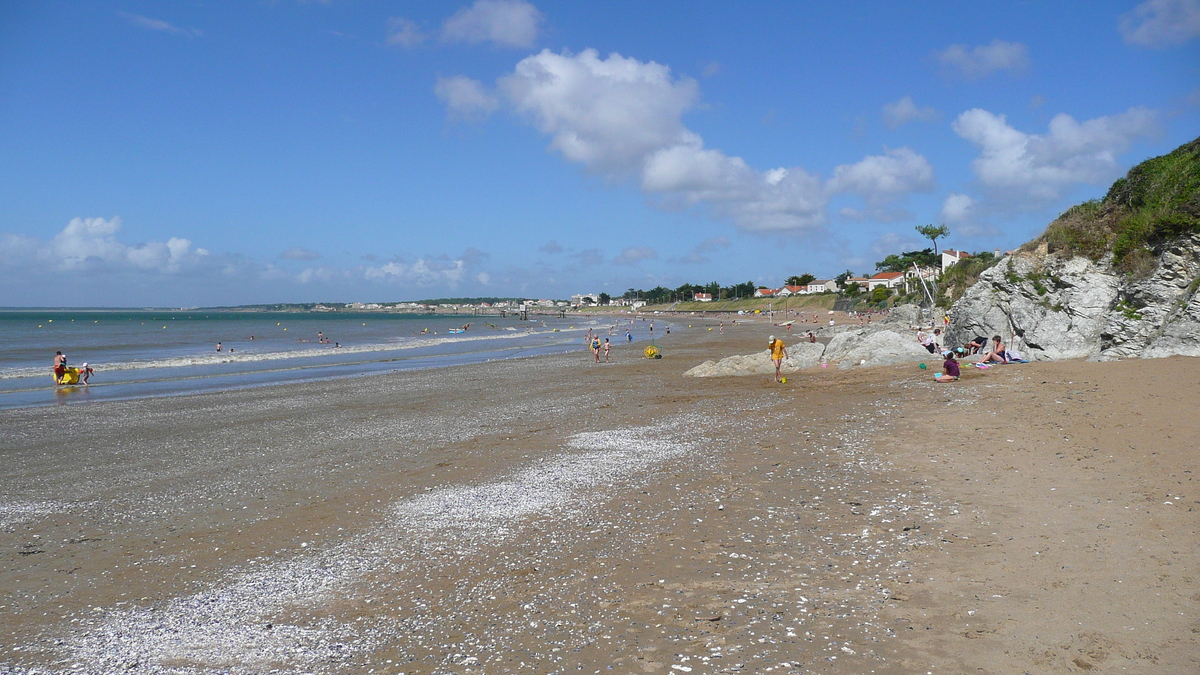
[0, 310, 633, 409]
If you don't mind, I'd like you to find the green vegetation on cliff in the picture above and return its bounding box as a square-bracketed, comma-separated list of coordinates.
[1031, 137, 1200, 275]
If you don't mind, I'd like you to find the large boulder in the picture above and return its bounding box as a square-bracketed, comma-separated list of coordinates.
[948, 234, 1200, 361]
[824, 328, 933, 369]
[684, 341, 826, 377]
[948, 253, 1120, 360]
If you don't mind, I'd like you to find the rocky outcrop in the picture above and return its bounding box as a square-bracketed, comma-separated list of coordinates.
[948, 234, 1200, 361]
[684, 342, 826, 377]
[824, 328, 934, 369]
[684, 319, 933, 377]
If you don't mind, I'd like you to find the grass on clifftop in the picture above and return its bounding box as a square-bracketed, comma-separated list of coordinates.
[1028, 136, 1200, 276]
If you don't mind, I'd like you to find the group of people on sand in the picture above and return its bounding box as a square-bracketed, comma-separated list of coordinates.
[589, 334, 612, 363]
[934, 335, 1017, 383]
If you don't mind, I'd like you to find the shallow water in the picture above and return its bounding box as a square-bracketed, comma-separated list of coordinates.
[0, 310, 643, 408]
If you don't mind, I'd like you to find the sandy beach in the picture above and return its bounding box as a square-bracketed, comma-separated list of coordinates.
[1, 320, 1196, 674]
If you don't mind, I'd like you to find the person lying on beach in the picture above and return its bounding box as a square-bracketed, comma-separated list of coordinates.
[979, 335, 1010, 364]
[935, 351, 960, 382]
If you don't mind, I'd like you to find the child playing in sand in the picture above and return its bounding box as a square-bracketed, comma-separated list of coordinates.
[935, 350, 960, 382]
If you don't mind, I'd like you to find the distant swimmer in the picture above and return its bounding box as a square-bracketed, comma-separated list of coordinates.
[334, 342, 340, 348]
[318, 331, 324, 343]
[216, 342, 222, 352]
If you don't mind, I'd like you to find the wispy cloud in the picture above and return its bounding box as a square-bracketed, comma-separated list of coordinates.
[670, 236, 729, 264]
[1120, 0, 1200, 47]
[442, 0, 543, 48]
[280, 247, 322, 261]
[882, 95, 938, 129]
[386, 17, 427, 47]
[936, 40, 1029, 79]
[612, 246, 658, 266]
[119, 12, 203, 38]
[435, 75, 499, 122]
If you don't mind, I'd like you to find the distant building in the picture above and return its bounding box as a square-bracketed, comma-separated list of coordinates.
[941, 249, 971, 272]
[570, 293, 600, 306]
[754, 287, 776, 298]
[805, 280, 835, 293]
[693, 292, 713, 302]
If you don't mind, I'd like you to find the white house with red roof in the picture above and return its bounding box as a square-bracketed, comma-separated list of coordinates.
[868, 272, 906, 290]
[753, 287, 776, 298]
[941, 249, 971, 272]
[693, 292, 713, 302]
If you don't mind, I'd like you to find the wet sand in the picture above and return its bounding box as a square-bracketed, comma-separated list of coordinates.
[1, 321, 1196, 673]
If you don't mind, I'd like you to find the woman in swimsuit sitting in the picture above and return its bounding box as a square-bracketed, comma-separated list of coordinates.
[978, 335, 1009, 364]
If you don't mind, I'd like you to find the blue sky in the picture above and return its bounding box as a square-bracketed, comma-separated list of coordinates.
[1, 0, 1197, 306]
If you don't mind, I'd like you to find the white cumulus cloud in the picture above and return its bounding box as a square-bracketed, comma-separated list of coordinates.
[442, 0, 543, 48]
[0, 217, 210, 273]
[1121, 0, 1200, 46]
[828, 147, 935, 199]
[497, 48, 833, 232]
[952, 106, 1160, 205]
[882, 95, 938, 129]
[364, 257, 466, 286]
[939, 193, 976, 223]
[435, 75, 499, 122]
[936, 40, 1029, 79]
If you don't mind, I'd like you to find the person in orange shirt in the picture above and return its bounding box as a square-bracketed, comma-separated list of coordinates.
[768, 335, 788, 383]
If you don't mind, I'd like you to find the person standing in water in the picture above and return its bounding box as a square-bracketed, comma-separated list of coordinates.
[216, 342, 222, 352]
[53, 351, 67, 380]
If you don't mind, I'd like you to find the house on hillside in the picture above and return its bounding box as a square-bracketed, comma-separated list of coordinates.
[780, 285, 805, 296]
[806, 280, 835, 293]
[693, 292, 713, 302]
[941, 249, 971, 272]
[868, 272, 906, 290]
[753, 287, 776, 298]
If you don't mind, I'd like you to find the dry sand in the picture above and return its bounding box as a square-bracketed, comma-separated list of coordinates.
[1, 320, 1196, 674]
